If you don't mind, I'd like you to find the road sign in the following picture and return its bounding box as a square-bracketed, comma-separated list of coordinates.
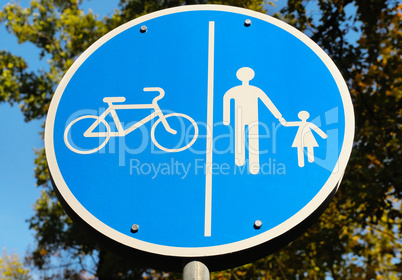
[45, 5, 354, 271]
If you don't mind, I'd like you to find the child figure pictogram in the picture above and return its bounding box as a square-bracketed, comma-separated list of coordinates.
[280, 111, 327, 167]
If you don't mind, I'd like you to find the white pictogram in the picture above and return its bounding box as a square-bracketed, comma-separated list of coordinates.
[224, 67, 328, 170]
[280, 111, 327, 167]
[64, 87, 199, 154]
[223, 67, 283, 174]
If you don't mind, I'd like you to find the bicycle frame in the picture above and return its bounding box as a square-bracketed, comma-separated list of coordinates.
[83, 87, 176, 137]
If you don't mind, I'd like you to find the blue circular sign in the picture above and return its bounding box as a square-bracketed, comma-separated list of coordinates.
[45, 5, 354, 271]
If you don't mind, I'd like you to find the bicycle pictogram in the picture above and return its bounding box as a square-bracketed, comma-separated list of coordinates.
[64, 87, 199, 154]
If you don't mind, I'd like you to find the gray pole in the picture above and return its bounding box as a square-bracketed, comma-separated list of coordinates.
[183, 261, 210, 280]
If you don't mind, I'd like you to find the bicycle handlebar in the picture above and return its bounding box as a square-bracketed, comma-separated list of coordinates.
[143, 87, 165, 104]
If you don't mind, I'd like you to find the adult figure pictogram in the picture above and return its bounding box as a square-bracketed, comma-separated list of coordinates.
[223, 67, 283, 174]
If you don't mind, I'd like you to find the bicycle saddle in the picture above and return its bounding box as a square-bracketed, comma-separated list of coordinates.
[103, 97, 126, 103]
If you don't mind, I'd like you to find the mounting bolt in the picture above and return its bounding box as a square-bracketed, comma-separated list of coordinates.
[254, 220, 262, 229]
[131, 224, 139, 233]
[140, 25, 147, 33]
[244, 19, 252, 27]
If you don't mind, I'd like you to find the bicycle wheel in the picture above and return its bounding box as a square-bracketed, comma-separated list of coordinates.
[64, 115, 111, 154]
[151, 113, 198, 152]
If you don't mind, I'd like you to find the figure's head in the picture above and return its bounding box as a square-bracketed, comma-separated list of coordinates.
[298, 111, 310, 121]
[236, 67, 255, 84]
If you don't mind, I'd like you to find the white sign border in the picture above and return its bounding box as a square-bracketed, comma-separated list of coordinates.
[45, 4, 354, 258]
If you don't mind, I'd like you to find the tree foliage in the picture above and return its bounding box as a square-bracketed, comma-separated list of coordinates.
[0, 250, 32, 280]
[0, 0, 401, 279]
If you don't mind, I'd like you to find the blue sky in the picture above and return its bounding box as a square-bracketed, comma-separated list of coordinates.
[0, 104, 42, 256]
[0, 0, 119, 260]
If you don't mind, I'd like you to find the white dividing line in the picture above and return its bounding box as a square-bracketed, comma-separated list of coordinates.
[204, 21, 215, 237]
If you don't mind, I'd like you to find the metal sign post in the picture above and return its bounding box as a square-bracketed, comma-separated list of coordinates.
[183, 261, 210, 280]
[45, 5, 354, 272]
